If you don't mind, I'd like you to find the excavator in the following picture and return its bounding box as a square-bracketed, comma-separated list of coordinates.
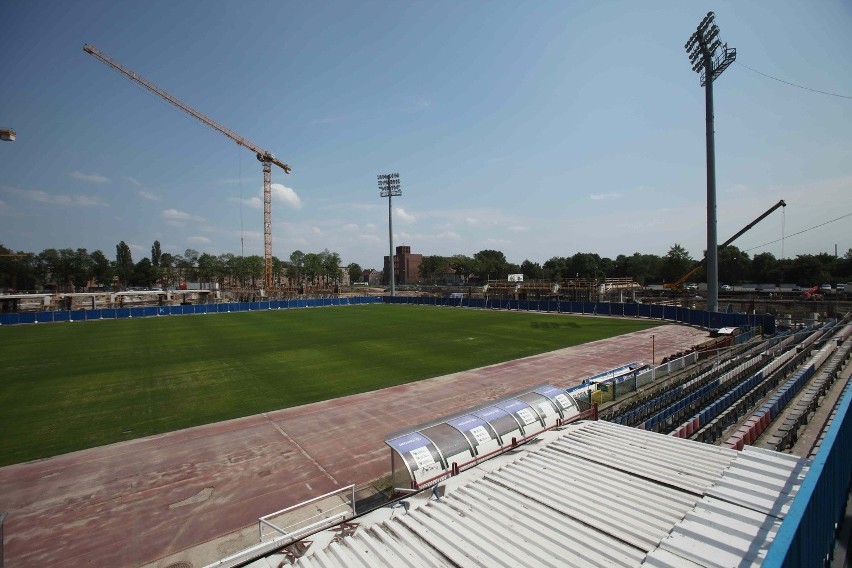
[664, 199, 786, 293]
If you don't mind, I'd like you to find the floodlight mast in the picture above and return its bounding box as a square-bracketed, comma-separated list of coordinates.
[378, 173, 402, 296]
[685, 12, 736, 314]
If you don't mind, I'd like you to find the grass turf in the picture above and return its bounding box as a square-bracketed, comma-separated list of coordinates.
[0, 304, 662, 466]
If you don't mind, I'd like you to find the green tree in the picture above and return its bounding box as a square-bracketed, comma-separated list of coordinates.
[841, 249, 852, 281]
[750, 252, 779, 284]
[196, 253, 220, 286]
[473, 249, 508, 281]
[419, 255, 449, 283]
[448, 254, 475, 283]
[0, 245, 36, 291]
[36, 248, 60, 290]
[520, 260, 544, 280]
[614, 253, 663, 285]
[70, 248, 93, 290]
[542, 256, 571, 280]
[227, 255, 248, 288]
[322, 250, 342, 284]
[788, 254, 835, 286]
[571, 252, 603, 279]
[182, 249, 200, 282]
[90, 250, 113, 288]
[303, 253, 321, 285]
[151, 240, 162, 267]
[115, 241, 134, 287]
[717, 245, 750, 285]
[288, 250, 305, 284]
[661, 244, 694, 284]
[244, 255, 264, 287]
[272, 256, 287, 287]
[131, 258, 157, 287]
[159, 252, 174, 288]
[173, 254, 193, 284]
[347, 262, 363, 283]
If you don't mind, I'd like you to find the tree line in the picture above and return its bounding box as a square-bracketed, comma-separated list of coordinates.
[419, 246, 852, 287]
[2, 241, 850, 292]
[0, 241, 364, 292]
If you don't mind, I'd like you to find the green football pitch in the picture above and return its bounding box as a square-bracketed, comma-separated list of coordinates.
[0, 304, 662, 466]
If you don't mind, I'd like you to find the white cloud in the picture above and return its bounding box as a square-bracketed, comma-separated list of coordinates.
[188, 236, 212, 244]
[57, 195, 108, 207]
[436, 231, 461, 240]
[341, 223, 359, 232]
[312, 227, 322, 234]
[162, 209, 204, 222]
[228, 195, 262, 209]
[231, 185, 301, 209]
[466, 217, 479, 226]
[0, 199, 7, 212]
[272, 184, 302, 209]
[590, 192, 621, 201]
[365, 223, 376, 230]
[508, 225, 528, 233]
[139, 191, 162, 201]
[124, 176, 142, 187]
[10, 188, 107, 207]
[359, 234, 381, 243]
[70, 171, 109, 184]
[725, 184, 750, 194]
[395, 207, 416, 223]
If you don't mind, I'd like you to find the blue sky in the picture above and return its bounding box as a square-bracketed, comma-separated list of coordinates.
[1, 1, 850, 270]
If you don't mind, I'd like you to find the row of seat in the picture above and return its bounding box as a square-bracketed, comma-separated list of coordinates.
[645, 354, 771, 432]
[690, 344, 815, 444]
[724, 338, 844, 450]
[765, 327, 852, 451]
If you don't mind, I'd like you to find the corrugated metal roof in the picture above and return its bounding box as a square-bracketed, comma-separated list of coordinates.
[272, 421, 807, 568]
[643, 446, 808, 567]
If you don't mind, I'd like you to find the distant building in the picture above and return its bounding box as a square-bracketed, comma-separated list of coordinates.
[361, 269, 382, 285]
[383, 246, 423, 285]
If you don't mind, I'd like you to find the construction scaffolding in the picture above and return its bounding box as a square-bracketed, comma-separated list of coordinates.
[483, 278, 641, 302]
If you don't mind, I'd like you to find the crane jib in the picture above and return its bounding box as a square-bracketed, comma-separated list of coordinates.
[83, 43, 291, 291]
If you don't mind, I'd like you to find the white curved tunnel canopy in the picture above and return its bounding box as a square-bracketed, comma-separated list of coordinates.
[385, 384, 580, 489]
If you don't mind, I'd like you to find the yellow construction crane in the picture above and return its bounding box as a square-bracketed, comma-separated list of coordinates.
[664, 199, 786, 293]
[82, 44, 291, 291]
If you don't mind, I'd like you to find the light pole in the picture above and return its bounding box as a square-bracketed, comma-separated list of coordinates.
[685, 12, 736, 314]
[378, 173, 402, 296]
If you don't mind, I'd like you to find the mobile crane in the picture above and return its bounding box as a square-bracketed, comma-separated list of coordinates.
[664, 199, 786, 293]
[83, 44, 291, 291]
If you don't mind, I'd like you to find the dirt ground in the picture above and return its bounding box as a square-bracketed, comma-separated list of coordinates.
[0, 320, 708, 567]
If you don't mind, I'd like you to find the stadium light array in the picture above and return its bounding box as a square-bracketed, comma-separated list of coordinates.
[683, 12, 736, 315]
[378, 173, 402, 296]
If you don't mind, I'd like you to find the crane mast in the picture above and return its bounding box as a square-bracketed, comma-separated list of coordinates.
[83, 44, 291, 291]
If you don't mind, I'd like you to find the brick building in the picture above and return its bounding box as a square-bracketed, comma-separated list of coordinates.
[383, 246, 423, 285]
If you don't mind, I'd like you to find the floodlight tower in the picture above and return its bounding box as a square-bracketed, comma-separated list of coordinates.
[685, 12, 736, 314]
[378, 173, 402, 296]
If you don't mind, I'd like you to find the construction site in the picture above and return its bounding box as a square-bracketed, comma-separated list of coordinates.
[2, 6, 852, 568]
